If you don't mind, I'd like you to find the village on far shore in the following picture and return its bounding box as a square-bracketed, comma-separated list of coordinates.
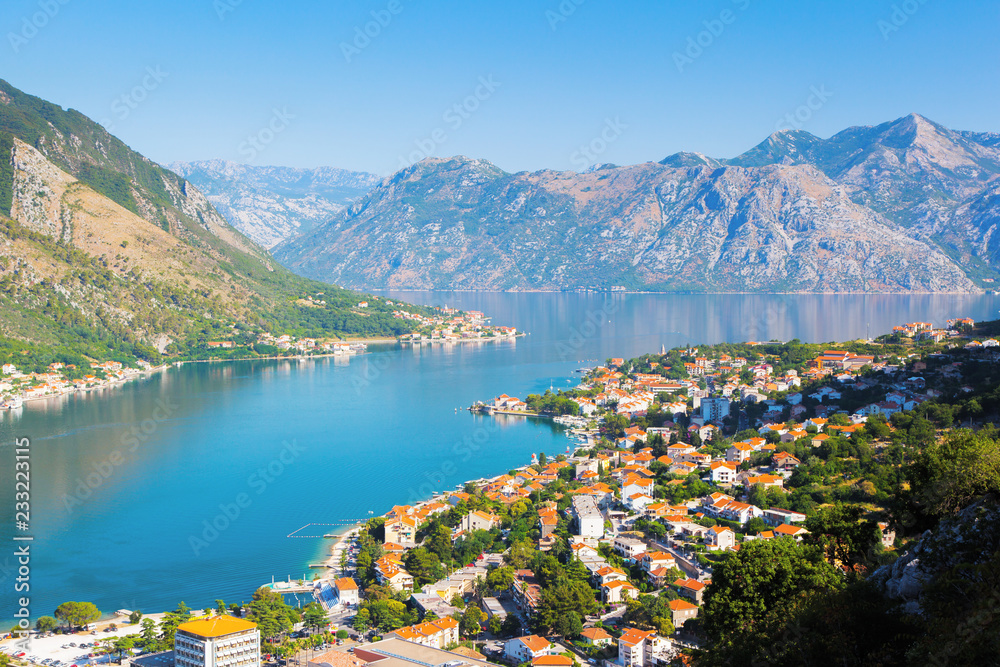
[0, 304, 521, 409]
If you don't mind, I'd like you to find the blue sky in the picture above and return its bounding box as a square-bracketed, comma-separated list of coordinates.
[0, 0, 997, 176]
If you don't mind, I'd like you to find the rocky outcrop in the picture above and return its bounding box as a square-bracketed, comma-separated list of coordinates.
[870, 496, 1000, 615]
[0, 77, 268, 263]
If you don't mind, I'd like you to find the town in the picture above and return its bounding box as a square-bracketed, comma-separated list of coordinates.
[394, 306, 519, 344]
[4, 316, 998, 666]
[0, 360, 159, 409]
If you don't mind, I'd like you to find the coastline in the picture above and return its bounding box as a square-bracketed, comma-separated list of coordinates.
[10, 334, 524, 409]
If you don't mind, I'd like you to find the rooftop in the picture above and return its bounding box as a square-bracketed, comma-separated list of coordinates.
[176, 616, 257, 638]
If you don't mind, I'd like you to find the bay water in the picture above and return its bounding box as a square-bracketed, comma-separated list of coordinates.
[1, 292, 997, 618]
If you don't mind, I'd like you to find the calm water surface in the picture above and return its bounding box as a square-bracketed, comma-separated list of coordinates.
[1, 292, 998, 618]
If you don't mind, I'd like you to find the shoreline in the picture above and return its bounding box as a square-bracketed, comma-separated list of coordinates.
[372, 288, 993, 295]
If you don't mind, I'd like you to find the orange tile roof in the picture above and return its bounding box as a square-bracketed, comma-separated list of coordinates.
[177, 615, 257, 638]
[581, 627, 612, 641]
[618, 628, 655, 646]
[335, 577, 358, 590]
[519, 635, 551, 652]
[673, 578, 705, 591]
[309, 650, 367, 667]
[668, 599, 698, 611]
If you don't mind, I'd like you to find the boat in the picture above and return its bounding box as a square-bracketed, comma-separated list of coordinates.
[2, 396, 22, 410]
[574, 367, 593, 374]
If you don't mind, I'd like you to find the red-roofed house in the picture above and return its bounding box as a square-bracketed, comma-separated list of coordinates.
[773, 524, 809, 541]
[668, 599, 699, 627]
[580, 627, 613, 647]
[505, 635, 553, 664]
[602, 579, 640, 604]
[705, 526, 735, 551]
[334, 577, 359, 605]
[673, 578, 707, 605]
[617, 628, 672, 667]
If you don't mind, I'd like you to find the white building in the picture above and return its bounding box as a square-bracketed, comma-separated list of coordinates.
[174, 617, 260, 667]
[571, 495, 604, 538]
[613, 536, 647, 560]
[617, 628, 672, 667]
[505, 635, 553, 664]
[334, 577, 360, 605]
[701, 397, 730, 422]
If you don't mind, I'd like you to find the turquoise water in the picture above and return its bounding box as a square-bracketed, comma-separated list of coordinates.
[2, 291, 998, 619]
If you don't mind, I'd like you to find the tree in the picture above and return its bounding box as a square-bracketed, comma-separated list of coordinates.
[460, 605, 485, 638]
[505, 541, 535, 569]
[744, 517, 767, 535]
[215, 599, 227, 616]
[488, 616, 503, 636]
[366, 599, 409, 631]
[603, 414, 629, 439]
[622, 596, 674, 636]
[336, 629, 349, 640]
[701, 539, 843, 665]
[902, 426, 1000, 531]
[356, 551, 374, 584]
[352, 608, 371, 633]
[128, 610, 143, 625]
[111, 636, 136, 664]
[501, 614, 522, 638]
[158, 602, 193, 648]
[486, 565, 515, 592]
[404, 548, 444, 587]
[553, 611, 583, 638]
[246, 587, 294, 640]
[303, 603, 329, 633]
[534, 580, 599, 633]
[426, 522, 454, 564]
[805, 504, 882, 574]
[54, 601, 101, 631]
[449, 594, 466, 609]
[35, 616, 58, 633]
[139, 618, 159, 652]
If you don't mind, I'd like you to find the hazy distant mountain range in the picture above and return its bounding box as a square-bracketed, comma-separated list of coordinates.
[169, 160, 380, 248]
[273, 114, 1000, 293]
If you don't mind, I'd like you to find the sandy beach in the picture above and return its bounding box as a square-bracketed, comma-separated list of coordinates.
[322, 526, 362, 577]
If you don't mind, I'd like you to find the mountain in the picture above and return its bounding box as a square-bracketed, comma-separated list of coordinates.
[168, 160, 380, 248]
[275, 114, 1000, 293]
[0, 79, 429, 364]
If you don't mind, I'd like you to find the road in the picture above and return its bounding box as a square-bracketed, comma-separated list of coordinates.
[654, 540, 711, 580]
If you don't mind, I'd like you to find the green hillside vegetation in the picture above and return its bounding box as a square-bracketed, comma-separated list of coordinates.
[0, 79, 443, 370]
[0, 215, 434, 371]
